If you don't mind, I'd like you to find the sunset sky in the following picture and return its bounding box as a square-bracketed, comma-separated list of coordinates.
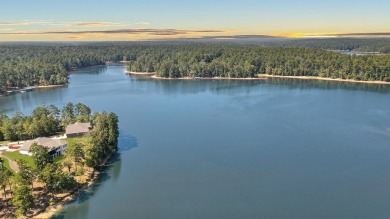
[1, 0, 389, 41]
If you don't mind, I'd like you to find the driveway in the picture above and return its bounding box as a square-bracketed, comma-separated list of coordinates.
[0, 152, 19, 172]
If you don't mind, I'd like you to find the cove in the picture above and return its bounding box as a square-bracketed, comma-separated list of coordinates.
[1, 64, 390, 219]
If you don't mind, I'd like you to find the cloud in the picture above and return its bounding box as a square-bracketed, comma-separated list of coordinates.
[0, 21, 51, 26]
[0, 28, 225, 36]
[200, 34, 279, 39]
[135, 22, 150, 25]
[73, 22, 126, 27]
[332, 32, 390, 37]
[0, 20, 150, 28]
[0, 21, 31, 26]
[0, 28, 231, 41]
[275, 32, 390, 38]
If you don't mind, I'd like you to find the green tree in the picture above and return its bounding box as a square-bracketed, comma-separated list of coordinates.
[56, 171, 77, 192]
[0, 167, 13, 198]
[61, 102, 75, 126]
[39, 163, 59, 195]
[85, 112, 119, 167]
[75, 102, 91, 122]
[47, 104, 60, 118]
[107, 112, 119, 153]
[40, 163, 76, 194]
[12, 185, 34, 217]
[0, 113, 8, 141]
[63, 159, 73, 173]
[29, 143, 53, 171]
[1, 119, 17, 141]
[16, 160, 34, 188]
[67, 139, 85, 171]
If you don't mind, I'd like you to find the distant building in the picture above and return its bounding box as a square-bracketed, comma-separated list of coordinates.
[66, 122, 92, 138]
[20, 137, 68, 158]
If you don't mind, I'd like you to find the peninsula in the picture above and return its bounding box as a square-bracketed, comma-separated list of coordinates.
[0, 103, 119, 218]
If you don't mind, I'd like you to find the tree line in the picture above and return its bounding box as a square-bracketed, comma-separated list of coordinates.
[1, 41, 389, 95]
[0, 102, 91, 141]
[126, 45, 390, 81]
[0, 103, 119, 217]
[261, 38, 390, 54]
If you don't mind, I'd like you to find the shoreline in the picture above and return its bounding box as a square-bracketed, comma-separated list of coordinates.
[128, 72, 390, 84]
[125, 71, 157, 76]
[29, 84, 68, 89]
[150, 75, 266, 80]
[1, 84, 68, 97]
[258, 74, 390, 85]
[126, 72, 266, 80]
[31, 153, 115, 219]
[3, 64, 389, 98]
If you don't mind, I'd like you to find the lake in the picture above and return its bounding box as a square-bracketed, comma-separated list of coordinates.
[1, 64, 390, 219]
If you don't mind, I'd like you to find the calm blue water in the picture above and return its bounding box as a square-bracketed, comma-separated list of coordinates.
[1, 64, 390, 219]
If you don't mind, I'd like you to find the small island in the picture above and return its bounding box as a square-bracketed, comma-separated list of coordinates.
[0, 103, 119, 218]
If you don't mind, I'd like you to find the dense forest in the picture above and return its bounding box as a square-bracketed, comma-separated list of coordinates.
[126, 44, 390, 81]
[261, 38, 390, 53]
[1, 39, 390, 94]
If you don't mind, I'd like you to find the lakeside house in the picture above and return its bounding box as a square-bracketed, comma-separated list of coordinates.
[20, 137, 68, 158]
[66, 122, 92, 138]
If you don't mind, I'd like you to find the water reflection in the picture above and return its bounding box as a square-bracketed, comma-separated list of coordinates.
[51, 132, 138, 219]
[0, 87, 68, 114]
[265, 78, 390, 93]
[128, 76, 268, 96]
[71, 65, 108, 75]
[127, 74, 390, 96]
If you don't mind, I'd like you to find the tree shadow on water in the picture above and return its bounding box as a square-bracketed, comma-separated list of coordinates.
[118, 132, 138, 153]
[51, 133, 138, 219]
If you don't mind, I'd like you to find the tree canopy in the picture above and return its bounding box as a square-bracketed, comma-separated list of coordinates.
[1, 41, 389, 94]
[0, 102, 90, 142]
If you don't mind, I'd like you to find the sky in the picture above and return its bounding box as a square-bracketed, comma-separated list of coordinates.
[0, 0, 389, 41]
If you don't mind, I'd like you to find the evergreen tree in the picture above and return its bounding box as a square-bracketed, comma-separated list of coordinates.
[12, 185, 34, 217]
[29, 143, 53, 171]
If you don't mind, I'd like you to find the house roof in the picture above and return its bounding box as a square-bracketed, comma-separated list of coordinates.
[66, 122, 92, 135]
[20, 137, 67, 152]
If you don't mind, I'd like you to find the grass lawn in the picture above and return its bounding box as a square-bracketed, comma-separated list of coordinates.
[64, 137, 81, 146]
[1, 157, 13, 173]
[5, 151, 35, 168]
[2, 138, 82, 169]
[54, 155, 66, 163]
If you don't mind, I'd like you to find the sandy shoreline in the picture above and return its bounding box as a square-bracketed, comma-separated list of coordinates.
[149, 75, 266, 80]
[1, 84, 68, 97]
[139, 75, 390, 85]
[125, 71, 157, 76]
[32, 191, 79, 219]
[30, 153, 114, 219]
[258, 75, 390, 85]
[126, 71, 266, 80]
[130, 73, 390, 84]
[30, 84, 68, 89]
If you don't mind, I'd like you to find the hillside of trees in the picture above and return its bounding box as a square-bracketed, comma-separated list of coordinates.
[1, 41, 389, 95]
